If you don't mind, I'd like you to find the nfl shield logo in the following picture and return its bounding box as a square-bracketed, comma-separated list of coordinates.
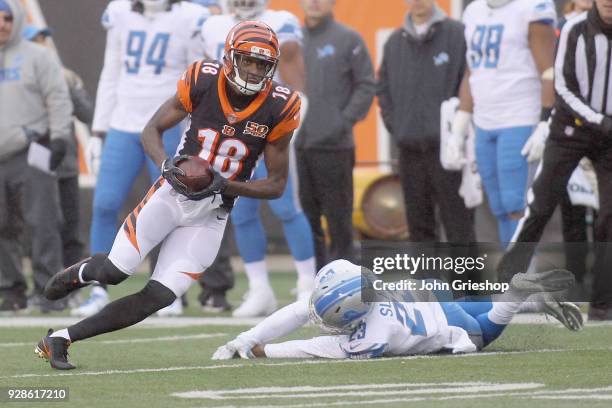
[227, 114, 237, 124]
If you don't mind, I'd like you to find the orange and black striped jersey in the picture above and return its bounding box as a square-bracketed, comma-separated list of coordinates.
[176, 59, 300, 188]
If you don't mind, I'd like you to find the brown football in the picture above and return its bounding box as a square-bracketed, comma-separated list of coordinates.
[176, 156, 213, 191]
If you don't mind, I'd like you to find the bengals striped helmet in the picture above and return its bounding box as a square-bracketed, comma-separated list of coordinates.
[223, 20, 280, 95]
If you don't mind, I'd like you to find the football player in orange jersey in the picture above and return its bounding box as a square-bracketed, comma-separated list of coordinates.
[36, 21, 301, 370]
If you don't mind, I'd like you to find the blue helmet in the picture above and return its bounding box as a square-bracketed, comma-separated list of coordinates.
[309, 260, 373, 334]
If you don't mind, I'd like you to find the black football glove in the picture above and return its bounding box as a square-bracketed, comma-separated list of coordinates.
[186, 168, 228, 201]
[161, 155, 190, 196]
[49, 139, 67, 170]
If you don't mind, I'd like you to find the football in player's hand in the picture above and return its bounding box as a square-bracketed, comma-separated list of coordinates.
[177, 156, 213, 191]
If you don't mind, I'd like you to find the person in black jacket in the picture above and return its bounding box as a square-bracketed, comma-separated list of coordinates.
[297, 0, 376, 269]
[497, 0, 612, 321]
[377, 0, 475, 243]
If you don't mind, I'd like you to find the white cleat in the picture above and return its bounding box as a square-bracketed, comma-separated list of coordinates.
[70, 286, 109, 317]
[232, 286, 277, 318]
[156, 298, 183, 317]
[542, 301, 584, 331]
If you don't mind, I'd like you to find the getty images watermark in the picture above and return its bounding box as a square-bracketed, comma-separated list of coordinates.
[360, 241, 600, 303]
[369, 252, 509, 293]
[361, 241, 590, 302]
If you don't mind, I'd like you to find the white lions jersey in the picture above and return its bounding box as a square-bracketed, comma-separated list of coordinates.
[463, 0, 556, 129]
[262, 300, 476, 359]
[200, 9, 302, 80]
[339, 302, 456, 358]
[92, 0, 210, 133]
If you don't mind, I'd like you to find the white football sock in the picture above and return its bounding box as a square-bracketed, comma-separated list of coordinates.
[488, 283, 534, 325]
[244, 260, 270, 290]
[295, 257, 316, 284]
[50, 328, 71, 341]
[488, 302, 522, 325]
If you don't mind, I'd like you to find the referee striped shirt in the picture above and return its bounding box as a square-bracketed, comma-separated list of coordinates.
[554, 9, 612, 135]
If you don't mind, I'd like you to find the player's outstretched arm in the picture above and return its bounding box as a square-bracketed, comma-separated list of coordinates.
[212, 300, 310, 360]
[259, 336, 349, 359]
[142, 94, 189, 168]
[223, 132, 293, 199]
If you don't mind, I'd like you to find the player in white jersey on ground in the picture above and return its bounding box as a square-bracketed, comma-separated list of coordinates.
[445, 0, 557, 246]
[75, 0, 211, 317]
[201, 0, 317, 317]
[213, 260, 583, 360]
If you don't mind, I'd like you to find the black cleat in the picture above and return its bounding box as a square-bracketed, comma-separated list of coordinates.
[35, 329, 75, 370]
[44, 258, 91, 301]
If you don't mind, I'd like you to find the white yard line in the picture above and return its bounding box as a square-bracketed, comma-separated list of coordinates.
[533, 395, 612, 400]
[174, 383, 543, 400]
[179, 382, 493, 395]
[4, 346, 612, 380]
[196, 386, 612, 408]
[0, 316, 262, 328]
[197, 392, 539, 408]
[0, 333, 226, 348]
[2, 313, 609, 328]
[3, 312, 612, 328]
[527, 386, 612, 395]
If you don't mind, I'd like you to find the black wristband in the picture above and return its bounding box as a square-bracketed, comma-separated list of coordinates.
[540, 107, 553, 122]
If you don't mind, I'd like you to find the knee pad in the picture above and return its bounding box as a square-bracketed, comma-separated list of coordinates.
[139, 280, 176, 313]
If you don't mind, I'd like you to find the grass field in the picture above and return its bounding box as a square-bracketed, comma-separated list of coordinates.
[1, 270, 611, 408]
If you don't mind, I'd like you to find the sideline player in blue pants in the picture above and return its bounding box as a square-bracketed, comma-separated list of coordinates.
[446, 0, 557, 245]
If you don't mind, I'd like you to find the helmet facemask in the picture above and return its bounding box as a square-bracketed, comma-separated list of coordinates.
[225, 49, 277, 95]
